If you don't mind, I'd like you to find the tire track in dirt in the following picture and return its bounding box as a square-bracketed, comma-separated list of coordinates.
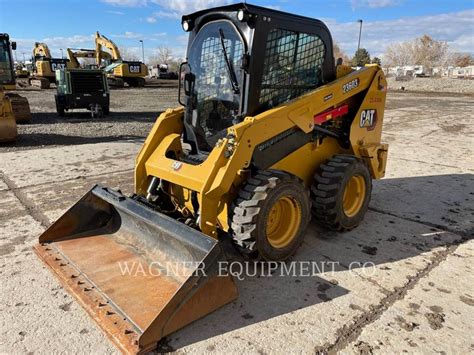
[0, 170, 51, 228]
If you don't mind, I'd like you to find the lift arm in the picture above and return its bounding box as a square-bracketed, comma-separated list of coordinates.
[33, 42, 52, 60]
[95, 31, 122, 65]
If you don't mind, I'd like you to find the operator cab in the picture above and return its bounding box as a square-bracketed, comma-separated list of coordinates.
[0, 34, 16, 87]
[180, 3, 335, 154]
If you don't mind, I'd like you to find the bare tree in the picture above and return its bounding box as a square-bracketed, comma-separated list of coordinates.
[384, 35, 451, 68]
[119, 47, 141, 61]
[384, 41, 415, 67]
[412, 35, 449, 67]
[453, 53, 474, 67]
[333, 42, 350, 64]
[149, 47, 183, 72]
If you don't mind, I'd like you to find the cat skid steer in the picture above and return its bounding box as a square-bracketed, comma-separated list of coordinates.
[35, 3, 388, 353]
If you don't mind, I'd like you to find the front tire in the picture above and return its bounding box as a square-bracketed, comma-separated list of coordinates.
[56, 103, 65, 117]
[311, 155, 372, 231]
[230, 170, 310, 261]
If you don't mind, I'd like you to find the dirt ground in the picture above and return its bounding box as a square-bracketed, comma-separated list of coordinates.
[0, 82, 473, 354]
[0, 79, 178, 152]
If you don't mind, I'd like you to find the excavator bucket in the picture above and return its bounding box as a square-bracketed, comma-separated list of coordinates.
[6, 93, 32, 122]
[34, 185, 238, 354]
[0, 115, 17, 142]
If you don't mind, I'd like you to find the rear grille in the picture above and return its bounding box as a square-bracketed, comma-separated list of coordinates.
[70, 71, 105, 94]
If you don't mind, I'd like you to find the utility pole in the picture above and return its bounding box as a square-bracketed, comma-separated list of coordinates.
[60, 48, 64, 59]
[22, 52, 26, 62]
[139, 40, 145, 64]
[357, 19, 363, 52]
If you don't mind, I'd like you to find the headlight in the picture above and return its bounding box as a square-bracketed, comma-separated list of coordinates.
[182, 20, 191, 32]
[237, 9, 247, 22]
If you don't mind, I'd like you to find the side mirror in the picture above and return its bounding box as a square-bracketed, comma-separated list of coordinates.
[184, 72, 195, 96]
[178, 61, 190, 106]
[11, 41, 17, 50]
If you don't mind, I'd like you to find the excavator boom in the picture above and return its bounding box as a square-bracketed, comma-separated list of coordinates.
[95, 31, 147, 87]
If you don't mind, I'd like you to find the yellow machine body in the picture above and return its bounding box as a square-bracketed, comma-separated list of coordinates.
[0, 33, 31, 141]
[0, 89, 17, 143]
[95, 32, 148, 87]
[135, 65, 388, 236]
[35, 4, 388, 354]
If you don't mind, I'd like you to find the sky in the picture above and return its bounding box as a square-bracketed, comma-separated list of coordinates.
[1, 0, 473, 62]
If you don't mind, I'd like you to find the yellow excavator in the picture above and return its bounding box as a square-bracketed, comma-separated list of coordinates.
[67, 47, 112, 69]
[95, 31, 147, 87]
[31, 42, 73, 89]
[1, 33, 31, 142]
[35, 4, 388, 353]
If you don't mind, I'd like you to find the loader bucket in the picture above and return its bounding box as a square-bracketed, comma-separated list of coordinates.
[0, 116, 17, 143]
[34, 185, 237, 354]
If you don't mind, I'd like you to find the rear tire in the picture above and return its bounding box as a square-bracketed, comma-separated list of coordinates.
[311, 154, 372, 231]
[56, 102, 65, 117]
[229, 170, 310, 261]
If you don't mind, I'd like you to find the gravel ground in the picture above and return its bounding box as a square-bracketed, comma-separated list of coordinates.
[2, 76, 472, 154]
[0, 91, 472, 354]
[387, 76, 474, 94]
[1, 79, 179, 152]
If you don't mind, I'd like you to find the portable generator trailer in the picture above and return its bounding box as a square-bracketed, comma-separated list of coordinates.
[55, 68, 110, 118]
[35, 3, 388, 353]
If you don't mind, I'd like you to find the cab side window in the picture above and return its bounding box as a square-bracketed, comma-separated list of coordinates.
[259, 29, 326, 110]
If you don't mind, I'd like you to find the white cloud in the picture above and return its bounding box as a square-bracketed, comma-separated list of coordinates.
[350, 0, 400, 10]
[101, 0, 146, 7]
[328, 9, 474, 57]
[150, 0, 230, 14]
[144, 0, 231, 21]
[112, 31, 143, 39]
[147, 10, 181, 20]
[11, 35, 96, 59]
[261, 5, 281, 10]
[106, 10, 125, 15]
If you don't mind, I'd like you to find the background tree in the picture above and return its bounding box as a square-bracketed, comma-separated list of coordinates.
[384, 41, 414, 67]
[371, 57, 382, 66]
[412, 35, 449, 67]
[119, 47, 141, 61]
[384, 34, 451, 68]
[333, 42, 350, 64]
[351, 48, 371, 67]
[148, 47, 183, 72]
[453, 53, 473, 67]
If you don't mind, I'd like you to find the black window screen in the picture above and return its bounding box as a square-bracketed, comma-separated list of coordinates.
[259, 29, 326, 109]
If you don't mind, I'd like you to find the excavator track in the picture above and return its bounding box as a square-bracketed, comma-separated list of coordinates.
[5, 93, 32, 122]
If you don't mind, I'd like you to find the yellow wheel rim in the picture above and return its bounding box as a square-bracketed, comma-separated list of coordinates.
[266, 196, 301, 249]
[343, 175, 366, 217]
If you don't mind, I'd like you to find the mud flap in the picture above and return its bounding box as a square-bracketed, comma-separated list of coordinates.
[34, 185, 237, 354]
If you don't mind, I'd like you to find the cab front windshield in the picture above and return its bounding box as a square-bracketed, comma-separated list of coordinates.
[0, 39, 14, 85]
[187, 21, 244, 149]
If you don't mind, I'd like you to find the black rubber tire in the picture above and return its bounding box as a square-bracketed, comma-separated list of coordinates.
[103, 105, 110, 115]
[56, 104, 65, 117]
[311, 154, 372, 231]
[229, 170, 311, 261]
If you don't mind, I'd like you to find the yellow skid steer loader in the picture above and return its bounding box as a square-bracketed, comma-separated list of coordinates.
[35, 3, 388, 353]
